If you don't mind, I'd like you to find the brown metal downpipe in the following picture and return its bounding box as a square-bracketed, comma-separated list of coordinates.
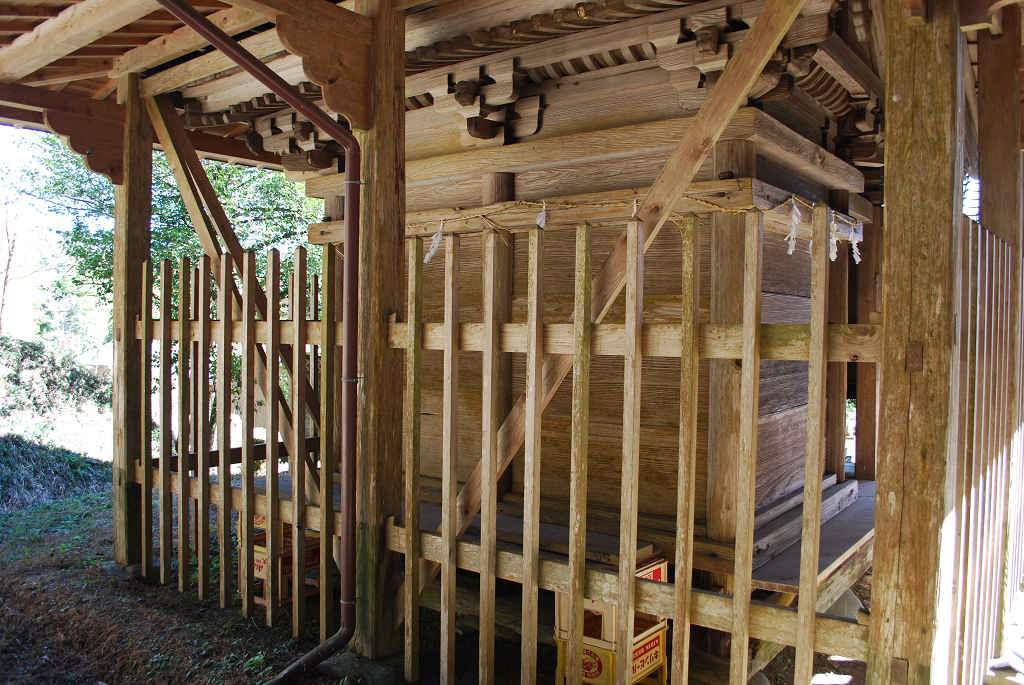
[152, 2, 361, 681]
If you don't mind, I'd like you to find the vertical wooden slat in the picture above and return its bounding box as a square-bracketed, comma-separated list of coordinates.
[729, 210, 763, 685]
[950, 217, 975, 685]
[319, 246, 337, 642]
[141, 260, 154, 580]
[614, 219, 644, 685]
[566, 222, 590, 685]
[217, 257, 234, 608]
[158, 260, 173, 587]
[480, 230, 500, 685]
[312, 274, 320, 402]
[240, 252, 257, 618]
[441, 234, 460, 685]
[291, 247, 308, 638]
[404, 237, 423, 682]
[177, 256, 192, 593]
[196, 258, 213, 600]
[671, 213, 699, 685]
[265, 249, 282, 626]
[795, 204, 830, 685]
[521, 226, 544, 685]
[965, 227, 990, 684]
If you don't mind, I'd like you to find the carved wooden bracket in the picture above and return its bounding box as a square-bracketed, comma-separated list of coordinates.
[424, 58, 537, 147]
[273, 3, 373, 130]
[44, 110, 124, 184]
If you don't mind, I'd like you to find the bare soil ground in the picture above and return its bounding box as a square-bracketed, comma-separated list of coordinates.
[0, 493, 337, 685]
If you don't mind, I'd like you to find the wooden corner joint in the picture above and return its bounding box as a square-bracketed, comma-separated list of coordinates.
[44, 109, 125, 185]
[275, 6, 374, 130]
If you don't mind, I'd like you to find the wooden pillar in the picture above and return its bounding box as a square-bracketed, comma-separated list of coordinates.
[112, 72, 152, 568]
[352, 0, 406, 659]
[482, 173, 516, 499]
[827, 190, 850, 482]
[855, 205, 882, 481]
[868, 0, 965, 679]
[706, 139, 755, 656]
[977, 4, 1022, 653]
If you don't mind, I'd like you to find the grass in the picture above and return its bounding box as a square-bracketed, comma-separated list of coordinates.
[0, 434, 110, 512]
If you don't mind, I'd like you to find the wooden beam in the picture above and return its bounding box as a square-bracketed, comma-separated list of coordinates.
[350, 0, 405, 660]
[308, 108, 863, 197]
[0, 0, 159, 83]
[111, 72, 151, 569]
[17, 57, 114, 86]
[0, 82, 281, 168]
[869, 0, 966, 678]
[403, 236, 423, 682]
[111, 6, 265, 77]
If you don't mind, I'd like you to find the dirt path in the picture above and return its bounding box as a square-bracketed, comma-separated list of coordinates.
[0, 493, 337, 685]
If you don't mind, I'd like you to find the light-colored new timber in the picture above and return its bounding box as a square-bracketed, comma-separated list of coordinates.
[113, 6, 266, 78]
[158, 260, 173, 587]
[672, 213, 700, 684]
[196, 258, 213, 601]
[794, 204, 829, 685]
[140, 261, 154, 581]
[730, 210, 764, 685]
[441, 234, 459, 685]
[566, 222, 590, 685]
[615, 219, 645, 685]
[0, 0, 159, 83]
[265, 250, 282, 626]
[479, 230, 500, 683]
[240, 252, 257, 618]
[217, 257, 234, 608]
[177, 257, 192, 593]
[289, 247, 307, 637]
[404, 237, 423, 682]
[521, 227, 544, 685]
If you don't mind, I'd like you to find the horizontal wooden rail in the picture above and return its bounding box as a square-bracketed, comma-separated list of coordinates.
[135, 318, 329, 345]
[134, 319, 881, 362]
[151, 435, 320, 472]
[387, 322, 881, 362]
[309, 179, 867, 245]
[382, 522, 869, 662]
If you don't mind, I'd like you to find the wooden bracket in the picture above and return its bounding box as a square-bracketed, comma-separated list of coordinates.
[274, 4, 373, 130]
[44, 109, 125, 185]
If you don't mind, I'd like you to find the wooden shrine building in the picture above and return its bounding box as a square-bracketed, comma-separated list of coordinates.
[0, 0, 1020, 683]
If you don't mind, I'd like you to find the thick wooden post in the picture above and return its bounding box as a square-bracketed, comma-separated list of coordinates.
[352, 0, 406, 659]
[112, 72, 151, 568]
[707, 141, 756, 652]
[977, 3, 1022, 652]
[868, 0, 965, 680]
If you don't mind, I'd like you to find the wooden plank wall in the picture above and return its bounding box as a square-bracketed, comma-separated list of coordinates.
[414, 214, 816, 526]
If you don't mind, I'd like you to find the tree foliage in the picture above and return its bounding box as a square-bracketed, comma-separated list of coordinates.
[18, 134, 323, 304]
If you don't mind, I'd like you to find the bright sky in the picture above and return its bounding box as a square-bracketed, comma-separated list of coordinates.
[0, 125, 111, 352]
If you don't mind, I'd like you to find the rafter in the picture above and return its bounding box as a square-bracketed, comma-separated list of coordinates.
[0, 0, 160, 84]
